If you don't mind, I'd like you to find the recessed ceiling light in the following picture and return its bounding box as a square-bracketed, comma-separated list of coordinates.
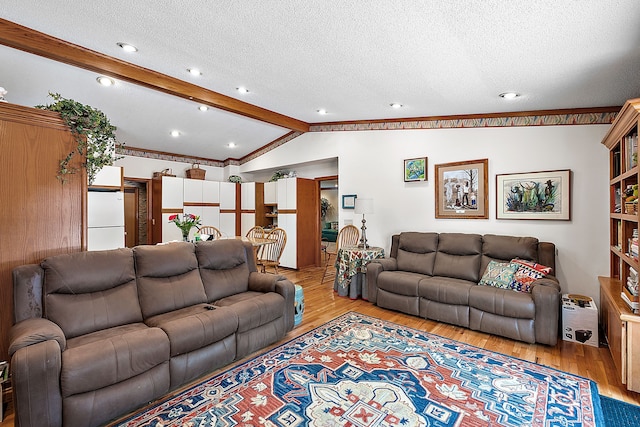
[170, 130, 181, 137]
[198, 105, 209, 111]
[390, 103, 403, 109]
[317, 109, 328, 115]
[236, 87, 249, 94]
[116, 42, 138, 52]
[227, 142, 236, 148]
[499, 92, 520, 99]
[187, 68, 202, 76]
[96, 76, 115, 87]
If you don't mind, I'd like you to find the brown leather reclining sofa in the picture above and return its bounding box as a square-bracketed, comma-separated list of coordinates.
[367, 232, 561, 345]
[9, 239, 295, 427]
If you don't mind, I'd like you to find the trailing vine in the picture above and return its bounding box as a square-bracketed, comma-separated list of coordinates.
[36, 92, 122, 184]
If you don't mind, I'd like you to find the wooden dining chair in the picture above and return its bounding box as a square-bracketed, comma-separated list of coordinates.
[245, 225, 265, 240]
[322, 224, 359, 283]
[197, 225, 222, 240]
[257, 227, 287, 273]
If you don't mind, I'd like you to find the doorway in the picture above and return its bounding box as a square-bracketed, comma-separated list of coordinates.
[316, 175, 339, 266]
[124, 178, 152, 247]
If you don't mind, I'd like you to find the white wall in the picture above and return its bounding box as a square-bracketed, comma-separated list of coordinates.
[242, 124, 611, 302]
[115, 155, 225, 181]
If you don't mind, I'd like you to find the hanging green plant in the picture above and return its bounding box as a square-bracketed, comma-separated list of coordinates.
[36, 92, 122, 184]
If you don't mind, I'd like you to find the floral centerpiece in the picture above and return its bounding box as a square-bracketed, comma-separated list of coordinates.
[169, 213, 201, 241]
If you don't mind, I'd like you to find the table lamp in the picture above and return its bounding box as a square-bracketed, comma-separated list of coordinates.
[354, 198, 373, 249]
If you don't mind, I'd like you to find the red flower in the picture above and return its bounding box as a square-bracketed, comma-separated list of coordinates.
[168, 214, 178, 221]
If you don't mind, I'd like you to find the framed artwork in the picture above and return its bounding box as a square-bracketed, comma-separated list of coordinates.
[435, 159, 488, 219]
[404, 157, 427, 182]
[496, 169, 571, 220]
[342, 194, 357, 209]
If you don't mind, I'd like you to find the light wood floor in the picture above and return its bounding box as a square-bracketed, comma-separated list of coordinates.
[2, 264, 639, 426]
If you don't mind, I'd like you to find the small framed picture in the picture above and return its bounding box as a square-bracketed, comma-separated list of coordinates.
[496, 169, 571, 220]
[435, 159, 489, 219]
[342, 194, 357, 209]
[404, 157, 427, 182]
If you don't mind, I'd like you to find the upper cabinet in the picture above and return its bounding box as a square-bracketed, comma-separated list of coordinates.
[277, 177, 297, 210]
[264, 181, 278, 205]
[184, 178, 219, 204]
[220, 182, 236, 210]
[90, 165, 123, 190]
[162, 176, 184, 209]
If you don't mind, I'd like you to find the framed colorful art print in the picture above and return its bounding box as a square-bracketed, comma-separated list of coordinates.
[435, 159, 488, 219]
[496, 169, 571, 220]
[404, 157, 427, 182]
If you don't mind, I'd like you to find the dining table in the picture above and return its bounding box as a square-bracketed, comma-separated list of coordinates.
[219, 235, 276, 264]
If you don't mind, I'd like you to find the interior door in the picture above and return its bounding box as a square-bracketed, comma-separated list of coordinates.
[124, 187, 139, 247]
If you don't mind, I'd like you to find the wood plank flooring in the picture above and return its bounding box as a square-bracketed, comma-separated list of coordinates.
[2, 264, 639, 426]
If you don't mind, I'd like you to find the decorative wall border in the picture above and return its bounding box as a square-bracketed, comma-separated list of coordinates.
[120, 109, 618, 166]
[309, 110, 617, 132]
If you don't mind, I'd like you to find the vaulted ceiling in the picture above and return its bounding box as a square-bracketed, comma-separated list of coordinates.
[1, 1, 639, 162]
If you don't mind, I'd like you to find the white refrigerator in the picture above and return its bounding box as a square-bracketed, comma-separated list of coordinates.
[87, 191, 125, 251]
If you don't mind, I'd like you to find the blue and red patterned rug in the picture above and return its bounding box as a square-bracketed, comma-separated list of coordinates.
[116, 312, 604, 426]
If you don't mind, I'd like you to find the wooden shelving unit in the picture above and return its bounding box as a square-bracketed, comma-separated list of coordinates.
[600, 97, 640, 393]
[263, 203, 278, 230]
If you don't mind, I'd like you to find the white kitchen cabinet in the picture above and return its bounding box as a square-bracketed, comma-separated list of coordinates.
[203, 180, 220, 204]
[264, 181, 277, 205]
[219, 212, 236, 237]
[162, 176, 184, 209]
[241, 213, 255, 237]
[241, 182, 256, 210]
[220, 182, 236, 209]
[90, 165, 123, 188]
[277, 177, 296, 210]
[277, 213, 297, 269]
[183, 178, 203, 203]
[184, 205, 220, 240]
[162, 213, 183, 242]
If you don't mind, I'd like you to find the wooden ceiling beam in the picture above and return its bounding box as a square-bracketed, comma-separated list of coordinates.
[0, 18, 310, 133]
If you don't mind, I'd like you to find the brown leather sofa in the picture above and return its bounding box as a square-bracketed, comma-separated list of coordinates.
[9, 239, 295, 427]
[367, 232, 561, 345]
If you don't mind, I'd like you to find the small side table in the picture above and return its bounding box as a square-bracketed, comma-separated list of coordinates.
[334, 245, 385, 299]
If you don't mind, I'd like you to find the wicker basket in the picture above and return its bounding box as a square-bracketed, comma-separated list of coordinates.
[185, 163, 206, 180]
[152, 168, 175, 178]
[625, 201, 637, 215]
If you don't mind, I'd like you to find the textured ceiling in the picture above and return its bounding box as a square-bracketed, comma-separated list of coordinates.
[1, 1, 640, 161]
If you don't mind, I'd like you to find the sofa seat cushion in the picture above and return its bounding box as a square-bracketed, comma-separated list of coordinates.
[418, 276, 475, 305]
[469, 285, 535, 319]
[377, 271, 428, 297]
[145, 304, 238, 356]
[62, 323, 169, 397]
[214, 291, 285, 333]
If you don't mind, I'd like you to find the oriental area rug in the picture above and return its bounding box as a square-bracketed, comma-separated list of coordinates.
[116, 312, 604, 426]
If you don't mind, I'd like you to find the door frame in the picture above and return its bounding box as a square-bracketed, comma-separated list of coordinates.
[123, 177, 152, 246]
[315, 175, 338, 265]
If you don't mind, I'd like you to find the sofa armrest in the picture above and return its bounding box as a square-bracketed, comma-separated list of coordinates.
[531, 276, 562, 346]
[11, 340, 63, 427]
[275, 278, 296, 332]
[248, 271, 285, 293]
[248, 272, 295, 332]
[9, 317, 66, 355]
[366, 258, 398, 304]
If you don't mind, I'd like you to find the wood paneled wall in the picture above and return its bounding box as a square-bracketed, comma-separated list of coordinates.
[0, 103, 86, 360]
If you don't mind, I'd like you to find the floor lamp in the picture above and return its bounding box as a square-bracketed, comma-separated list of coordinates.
[354, 198, 373, 249]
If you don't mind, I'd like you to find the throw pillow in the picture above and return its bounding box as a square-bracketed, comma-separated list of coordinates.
[479, 260, 519, 289]
[510, 259, 552, 292]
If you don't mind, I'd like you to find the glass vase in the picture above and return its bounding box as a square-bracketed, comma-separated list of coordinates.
[182, 230, 189, 242]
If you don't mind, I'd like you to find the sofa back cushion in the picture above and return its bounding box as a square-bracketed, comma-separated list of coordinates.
[134, 242, 207, 318]
[433, 233, 482, 282]
[42, 248, 142, 339]
[395, 232, 439, 276]
[480, 234, 539, 275]
[196, 239, 252, 301]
